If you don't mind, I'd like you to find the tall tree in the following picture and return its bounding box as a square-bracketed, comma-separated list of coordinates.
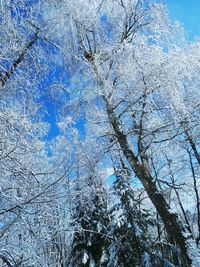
[43, 0, 200, 265]
[67, 140, 111, 267]
[108, 156, 153, 266]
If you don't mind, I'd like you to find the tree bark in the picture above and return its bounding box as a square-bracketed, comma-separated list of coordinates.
[104, 96, 196, 266]
[184, 129, 200, 166]
[0, 32, 38, 87]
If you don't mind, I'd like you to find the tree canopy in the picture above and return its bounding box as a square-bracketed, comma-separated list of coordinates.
[1, 0, 200, 266]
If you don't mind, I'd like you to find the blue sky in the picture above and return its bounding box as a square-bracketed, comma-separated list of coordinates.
[167, 0, 200, 40]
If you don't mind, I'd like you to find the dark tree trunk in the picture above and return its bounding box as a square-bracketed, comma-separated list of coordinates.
[104, 97, 196, 266]
[185, 129, 200, 166]
[0, 32, 38, 87]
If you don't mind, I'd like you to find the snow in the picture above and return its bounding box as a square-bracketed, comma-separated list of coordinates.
[82, 251, 89, 265]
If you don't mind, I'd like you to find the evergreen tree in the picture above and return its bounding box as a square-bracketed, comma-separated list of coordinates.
[108, 157, 152, 267]
[68, 171, 110, 267]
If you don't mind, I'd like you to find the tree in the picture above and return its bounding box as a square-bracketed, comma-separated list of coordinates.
[2, 0, 200, 266]
[108, 155, 153, 266]
[0, 3, 71, 264]
[43, 0, 200, 265]
[68, 143, 111, 267]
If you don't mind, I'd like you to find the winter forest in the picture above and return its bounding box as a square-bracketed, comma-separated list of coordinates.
[1, 0, 200, 266]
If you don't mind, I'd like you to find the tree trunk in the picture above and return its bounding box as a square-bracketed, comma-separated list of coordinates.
[104, 97, 197, 266]
[0, 32, 38, 87]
